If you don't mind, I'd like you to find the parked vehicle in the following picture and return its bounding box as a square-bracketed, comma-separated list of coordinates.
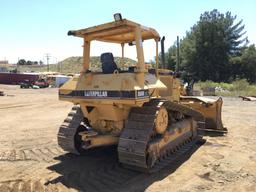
[33, 79, 49, 88]
[20, 78, 49, 89]
[20, 79, 33, 88]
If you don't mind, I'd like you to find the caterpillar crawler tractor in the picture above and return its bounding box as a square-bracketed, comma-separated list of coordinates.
[58, 14, 227, 172]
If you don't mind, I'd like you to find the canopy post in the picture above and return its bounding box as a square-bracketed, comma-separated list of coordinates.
[83, 39, 90, 72]
[134, 27, 146, 87]
[135, 27, 145, 72]
[121, 43, 124, 69]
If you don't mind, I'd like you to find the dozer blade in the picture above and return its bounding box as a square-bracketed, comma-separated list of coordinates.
[180, 96, 227, 135]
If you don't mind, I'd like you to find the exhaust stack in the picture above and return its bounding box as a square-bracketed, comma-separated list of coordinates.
[160, 36, 165, 69]
[176, 36, 180, 72]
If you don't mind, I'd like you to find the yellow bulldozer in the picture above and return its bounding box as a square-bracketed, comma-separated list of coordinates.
[58, 14, 227, 172]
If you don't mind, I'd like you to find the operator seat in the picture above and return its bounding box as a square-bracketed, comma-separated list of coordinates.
[100, 52, 118, 74]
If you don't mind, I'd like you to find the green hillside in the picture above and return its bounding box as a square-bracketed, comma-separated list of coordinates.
[1, 56, 137, 74]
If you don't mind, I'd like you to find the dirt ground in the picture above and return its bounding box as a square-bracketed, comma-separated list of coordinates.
[0, 84, 255, 192]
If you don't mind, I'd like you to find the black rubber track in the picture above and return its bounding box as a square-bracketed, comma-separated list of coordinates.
[118, 99, 204, 172]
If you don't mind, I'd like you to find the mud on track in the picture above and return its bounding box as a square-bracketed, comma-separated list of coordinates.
[0, 84, 256, 192]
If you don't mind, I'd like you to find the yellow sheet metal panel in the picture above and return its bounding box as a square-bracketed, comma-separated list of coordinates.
[68, 19, 160, 43]
[180, 96, 225, 131]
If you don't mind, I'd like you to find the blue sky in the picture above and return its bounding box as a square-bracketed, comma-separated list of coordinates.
[0, 0, 255, 63]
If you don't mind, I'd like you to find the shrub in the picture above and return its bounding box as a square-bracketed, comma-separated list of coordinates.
[230, 79, 249, 91]
[195, 79, 256, 96]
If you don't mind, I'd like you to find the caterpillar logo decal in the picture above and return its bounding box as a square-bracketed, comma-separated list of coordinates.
[84, 90, 108, 97]
[59, 90, 149, 99]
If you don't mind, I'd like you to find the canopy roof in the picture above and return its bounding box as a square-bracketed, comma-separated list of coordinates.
[68, 19, 160, 44]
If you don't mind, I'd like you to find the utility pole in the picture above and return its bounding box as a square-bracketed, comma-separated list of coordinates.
[51, 57, 58, 72]
[176, 36, 180, 72]
[45, 53, 51, 72]
[59, 61, 62, 73]
[17, 57, 19, 73]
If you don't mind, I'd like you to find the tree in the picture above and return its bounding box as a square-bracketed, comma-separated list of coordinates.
[158, 43, 177, 70]
[240, 45, 256, 83]
[17, 59, 26, 65]
[229, 55, 242, 80]
[166, 44, 177, 70]
[180, 9, 247, 82]
[26, 60, 33, 65]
